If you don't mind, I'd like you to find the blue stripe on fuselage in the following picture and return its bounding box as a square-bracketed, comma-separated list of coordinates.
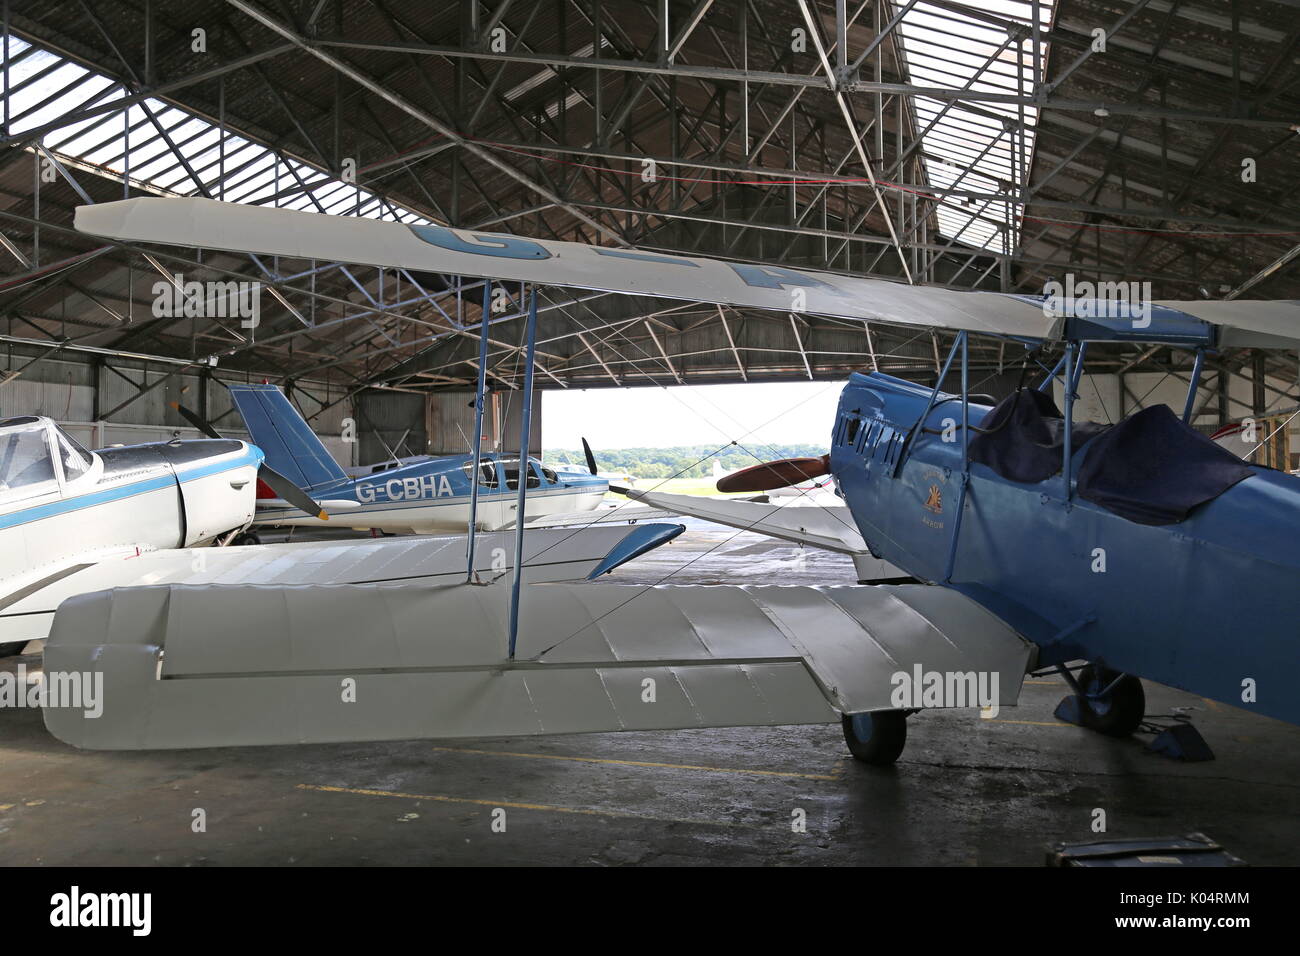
[0, 448, 260, 531]
[254, 483, 602, 520]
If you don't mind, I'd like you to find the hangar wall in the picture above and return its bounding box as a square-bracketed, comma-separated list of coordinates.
[353, 390, 427, 467]
[425, 390, 542, 459]
[1060, 372, 1299, 429]
[0, 348, 356, 466]
[1058, 371, 1299, 470]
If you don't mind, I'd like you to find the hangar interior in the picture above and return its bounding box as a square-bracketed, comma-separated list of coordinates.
[2, 0, 1299, 867]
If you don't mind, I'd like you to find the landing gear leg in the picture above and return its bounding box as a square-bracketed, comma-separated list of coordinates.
[1055, 663, 1145, 737]
[841, 711, 908, 766]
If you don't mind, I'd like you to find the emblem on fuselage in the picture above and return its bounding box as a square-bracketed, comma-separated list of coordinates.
[919, 469, 946, 529]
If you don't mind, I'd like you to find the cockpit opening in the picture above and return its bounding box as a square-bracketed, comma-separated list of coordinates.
[0, 417, 96, 503]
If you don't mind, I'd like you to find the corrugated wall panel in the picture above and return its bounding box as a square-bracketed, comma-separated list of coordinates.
[355, 390, 427, 466]
[0, 379, 95, 421]
[426, 391, 542, 457]
[501, 391, 543, 457]
[427, 391, 478, 456]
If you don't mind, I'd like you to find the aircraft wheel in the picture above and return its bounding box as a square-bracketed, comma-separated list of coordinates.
[232, 531, 261, 547]
[0, 642, 26, 658]
[841, 711, 907, 766]
[1076, 665, 1145, 737]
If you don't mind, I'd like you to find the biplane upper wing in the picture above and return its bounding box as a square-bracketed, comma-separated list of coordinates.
[44, 578, 1031, 750]
[75, 197, 1300, 348]
[0, 523, 682, 647]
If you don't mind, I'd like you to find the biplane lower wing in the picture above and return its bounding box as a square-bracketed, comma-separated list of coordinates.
[43, 580, 1031, 750]
[0, 523, 683, 647]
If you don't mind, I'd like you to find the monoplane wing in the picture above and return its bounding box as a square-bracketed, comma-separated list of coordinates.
[44, 579, 1031, 750]
[0, 523, 681, 647]
[74, 198, 1300, 348]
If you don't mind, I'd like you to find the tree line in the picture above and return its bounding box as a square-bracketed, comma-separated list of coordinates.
[543, 443, 827, 479]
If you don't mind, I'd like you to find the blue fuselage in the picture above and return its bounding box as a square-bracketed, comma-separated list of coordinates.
[832, 372, 1299, 726]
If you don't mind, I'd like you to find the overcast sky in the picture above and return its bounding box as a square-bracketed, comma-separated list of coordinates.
[543, 381, 845, 451]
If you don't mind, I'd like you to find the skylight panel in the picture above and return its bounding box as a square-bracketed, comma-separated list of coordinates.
[3, 36, 433, 226]
[894, 0, 1055, 252]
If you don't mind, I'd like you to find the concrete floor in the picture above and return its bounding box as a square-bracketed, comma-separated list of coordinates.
[2, 522, 1298, 866]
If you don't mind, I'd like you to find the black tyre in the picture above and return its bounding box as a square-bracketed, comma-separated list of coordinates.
[1075, 664, 1145, 737]
[0, 641, 28, 658]
[841, 711, 908, 765]
[232, 531, 261, 546]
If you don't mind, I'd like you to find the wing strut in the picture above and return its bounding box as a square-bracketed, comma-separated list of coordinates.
[465, 280, 493, 582]
[508, 288, 540, 658]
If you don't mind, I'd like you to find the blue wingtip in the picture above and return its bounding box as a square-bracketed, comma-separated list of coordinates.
[586, 522, 685, 579]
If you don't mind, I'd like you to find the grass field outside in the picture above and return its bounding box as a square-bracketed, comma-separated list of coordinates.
[606, 476, 752, 499]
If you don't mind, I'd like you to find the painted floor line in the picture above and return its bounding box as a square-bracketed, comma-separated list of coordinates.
[429, 745, 842, 781]
[296, 783, 753, 828]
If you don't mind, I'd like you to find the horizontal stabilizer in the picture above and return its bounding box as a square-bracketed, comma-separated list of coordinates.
[622, 487, 867, 554]
[44, 580, 1030, 750]
[255, 497, 361, 511]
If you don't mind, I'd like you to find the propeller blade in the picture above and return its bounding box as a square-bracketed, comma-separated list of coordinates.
[170, 402, 222, 439]
[172, 401, 325, 519]
[581, 437, 599, 476]
[715, 454, 831, 493]
[258, 464, 329, 520]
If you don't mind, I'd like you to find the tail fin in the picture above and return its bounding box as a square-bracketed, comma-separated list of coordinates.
[712, 459, 726, 479]
[227, 384, 347, 491]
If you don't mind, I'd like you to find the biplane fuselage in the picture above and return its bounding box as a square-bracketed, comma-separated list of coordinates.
[833, 372, 1300, 727]
[50, 195, 1300, 756]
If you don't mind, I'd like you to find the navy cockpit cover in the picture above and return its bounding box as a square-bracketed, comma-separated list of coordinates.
[1076, 404, 1255, 526]
[969, 389, 1107, 483]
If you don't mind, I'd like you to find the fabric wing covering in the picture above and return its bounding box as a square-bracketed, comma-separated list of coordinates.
[73, 197, 1300, 349]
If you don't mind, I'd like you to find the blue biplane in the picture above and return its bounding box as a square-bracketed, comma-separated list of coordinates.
[45, 196, 1299, 764]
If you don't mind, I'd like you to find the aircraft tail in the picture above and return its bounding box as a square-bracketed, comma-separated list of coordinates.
[227, 384, 348, 491]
